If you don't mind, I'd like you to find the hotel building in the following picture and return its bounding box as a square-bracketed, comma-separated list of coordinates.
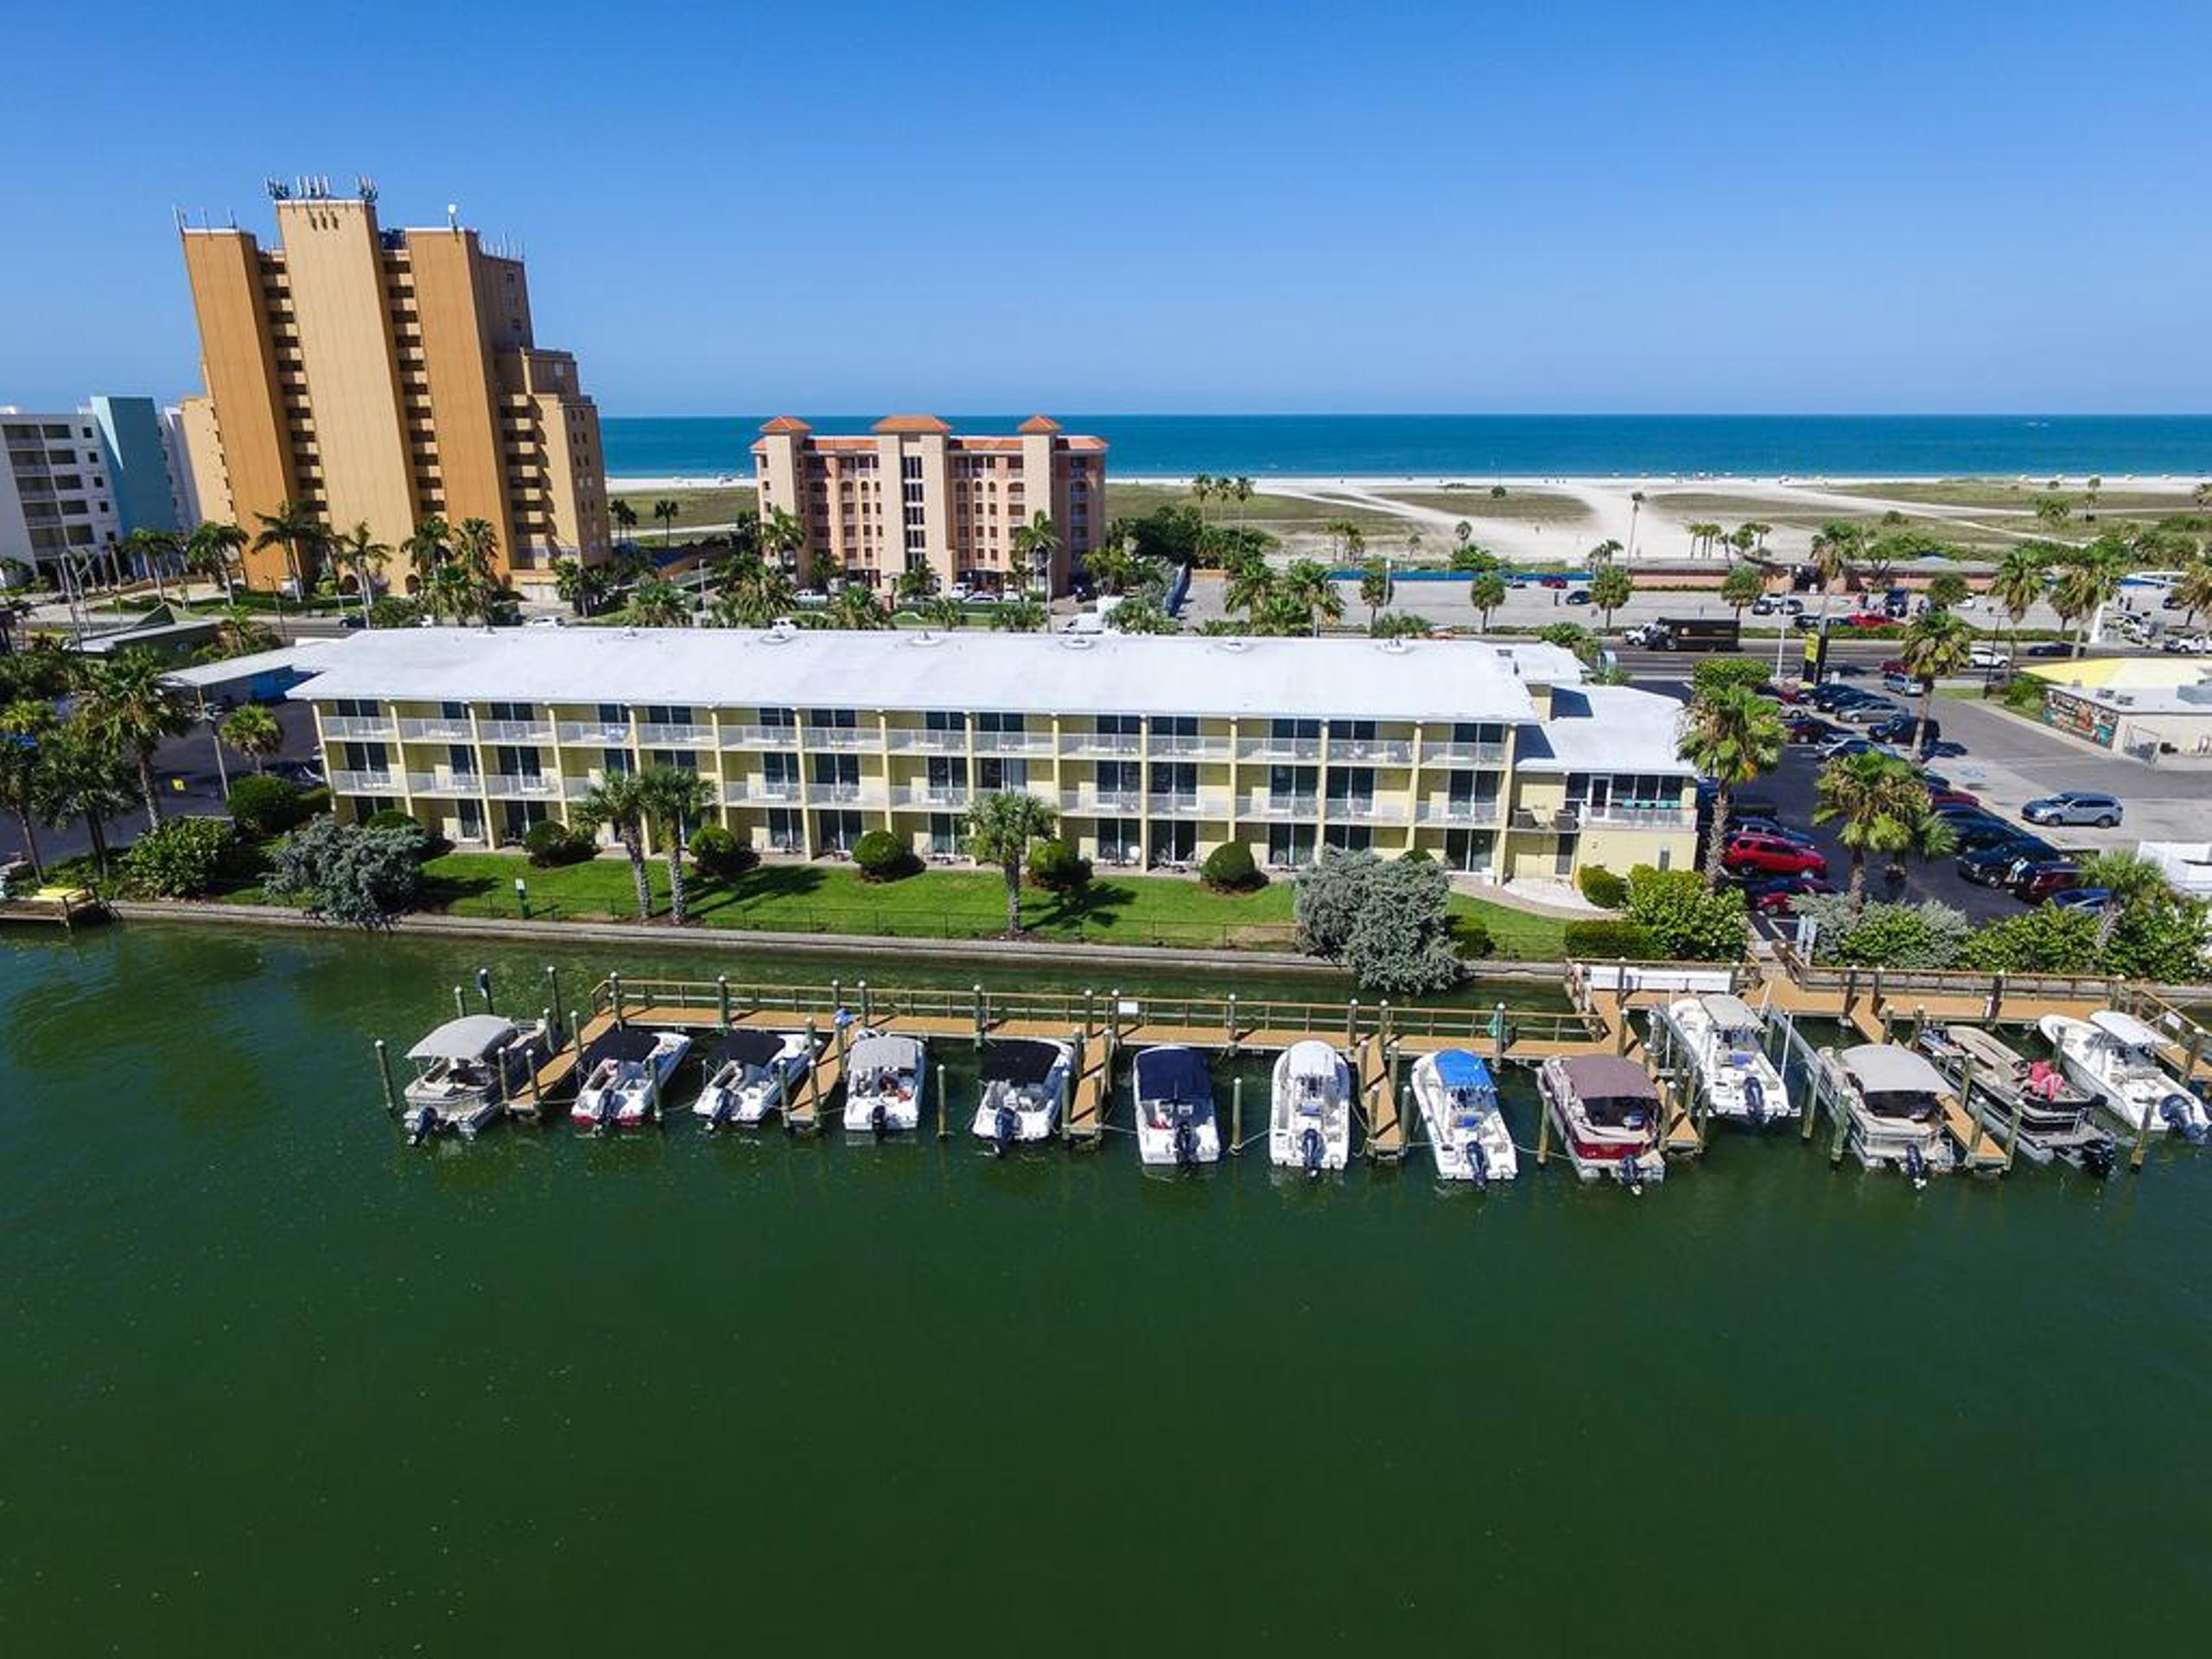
[177, 179, 610, 592]
[753, 416, 1105, 597]
[1, 396, 186, 578]
[293, 629, 1697, 880]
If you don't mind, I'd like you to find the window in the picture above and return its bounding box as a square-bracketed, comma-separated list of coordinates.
[602, 748, 633, 775]
[1148, 761, 1197, 796]
[976, 757, 1027, 791]
[1323, 823, 1372, 853]
[760, 706, 796, 729]
[976, 712, 1027, 734]
[1325, 766, 1374, 804]
[1270, 765, 1317, 798]
[448, 744, 478, 776]
[1328, 719, 1376, 741]
[1096, 760, 1141, 793]
[1096, 818, 1142, 864]
[803, 708, 857, 729]
[926, 756, 968, 790]
[812, 752, 860, 785]
[924, 710, 966, 733]
[927, 813, 962, 855]
[766, 809, 803, 853]
[597, 702, 626, 725]
[1267, 825, 1317, 868]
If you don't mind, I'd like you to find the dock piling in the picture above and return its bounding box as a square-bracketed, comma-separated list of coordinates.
[452, 985, 465, 1020]
[645, 1052, 663, 1120]
[1347, 998, 1359, 1048]
[2130, 1084, 2154, 1173]
[1493, 1001, 1507, 1065]
[1827, 1083, 1850, 1166]
[803, 1017, 823, 1130]
[973, 983, 987, 1047]
[477, 968, 494, 1014]
[936, 1064, 948, 1139]
[859, 980, 872, 1026]
[1535, 1092, 1552, 1167]
[610, 971, 626, 1029]
[716, 975, 730, 1031]
[1231, 1075, 1243, 1155]
[567, 1008, 581, 1059]
[1226, 992, 1238, 1054]
[373, 1039, 397, 1114]
[546, 966, 562, 1042]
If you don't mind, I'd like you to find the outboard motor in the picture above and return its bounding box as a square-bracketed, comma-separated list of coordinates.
[404, 1104, 437, 1147]
[1743, 1075, 1766, 1128]
[703, 1087, 736, 1134]
[1173, 1118, 1196, 1166]
[992, 1103, 1018, 1158]
[870, 1100, 888, 1141]
[2080, 1136, 2117, 1179]
[1466, 1138, 1489, 1191]
[1617, 1151, 1643, 1192]
[2158, 1096, 2207, 1143]
[1904, 1142, 1929, 1188]
[1300, 1125, 1323, 1179]
[591, 1091, 617, 1134]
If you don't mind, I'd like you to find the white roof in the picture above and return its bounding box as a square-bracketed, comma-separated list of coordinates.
[167, 640, 335, 690]
[285, 626, 1554, 722]
[1514, 685, 1696, 776]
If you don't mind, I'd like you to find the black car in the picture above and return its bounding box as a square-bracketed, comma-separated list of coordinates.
[1959, 836, 2056, 885]
[1867, 713, 1938, 747]
[1809, 684, 1884, 713]
[1945, 817, 2027, 854]
[2024, 641, 2072, 658]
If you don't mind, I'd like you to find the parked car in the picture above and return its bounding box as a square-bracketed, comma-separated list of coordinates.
[1562, 589, 1592, 606]
[1723, 833, 1829, 878]
[2049, 887, 2113, 912]
[2023, 641, 2071, 658]
[1836, 698, 1906, 727]
[1791, 613, 1821, 632]
[1879, 659, 1932, 692]
[1811, 685, 1885, 714]
[1751, 595, 1783, 615]
[1731, 816, 1819, 848]
[1745, 874, 1834, 914]
[2012, 859, 2082, 901]
[1946, 817, 2030, 854]
[2164, 632, 2212, 656]
[1841, 612, 1896, 629]
[1538, 575, 1570, 590]
[1820, 736, 1899, 762]
[1867, 713, 1938, 747]
[1785, 713, 1843, 744]
[1924, 787, 1980, 808]
[1959, 837, 2056, 885]
[1967, 645, 2012, 669]
[2022, 791, 2122, 828]
[1929, 798, 1995, 821]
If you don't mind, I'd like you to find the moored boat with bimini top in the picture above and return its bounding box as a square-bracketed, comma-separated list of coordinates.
[1536, 1053, 1666, 1186]
[1916, 1022, 2114, 1173]
[1132, 1044, 1221, 1167]
[1269, 1039, 1352, 1176]
[2037, 1011, 2209, 1142]
[399, 1013, 551, 1143]
[1818, 1043, 1957, 1182]
[969, 1037, 1074, 1154]
[572, 1028, 691, 1132]
[1656, 994, 1792, 1126]
[843, 1033, 925, 1135]
[692, 1027, 817, 1130]
[1411, 1049, 1517, 1185]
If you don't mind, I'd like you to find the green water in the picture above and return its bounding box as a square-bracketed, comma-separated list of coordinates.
[5, 925, 2209, 1652]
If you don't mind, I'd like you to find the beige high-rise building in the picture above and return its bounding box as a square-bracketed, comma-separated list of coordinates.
[176, 179, 610, 592]
[753, 415, 1105, 596]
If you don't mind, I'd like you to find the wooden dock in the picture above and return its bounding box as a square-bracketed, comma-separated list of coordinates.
[1065, 1020, 1112, 1147]
[0, 886, 104, 929]
[1355, 1034, 1405, 1160]
[1659, 1075, 1703, 1157]
[1941, 1095, 2011, 1173]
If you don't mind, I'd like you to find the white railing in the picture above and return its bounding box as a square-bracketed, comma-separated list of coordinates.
[804, 726, 874, 750]
[482, 773, 558, 799]
[1237, 737, 1322, 760]
[1064, 731, 1142, 756]
[724, 724, 800, 747]
[397, 717, 474, 741]
[477, 719, 552, 742]
[637, 722, 715, 747]
[321, 715, 393, 739]
[1416, 799, 1500, 825]
[556, 721, 632, 745]
[1248, 792, 1320, 820]
[330, 768, 400, 793]
[1584, 804, 1696, 830]
[1330, 738, 1414, 764]
[404, 771, 475, 797]
[1150, 792, 1229, 818]
[1062, 788, 1144, 814]
[804, 783, 880, 805]
[893, 785, 971, 809]
[972, 728, 1055, 754]
[1147, 732, 1230, 758]
[1423, 741, 1509, 766]
[886, 728, 969, 753]
[1327, 798, 1408, 823]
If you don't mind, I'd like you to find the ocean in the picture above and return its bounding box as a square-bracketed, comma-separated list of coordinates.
[603, 413, 2212, 481]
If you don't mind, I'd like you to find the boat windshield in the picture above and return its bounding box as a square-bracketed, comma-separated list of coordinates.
[1859, 1088, 1936, 1122]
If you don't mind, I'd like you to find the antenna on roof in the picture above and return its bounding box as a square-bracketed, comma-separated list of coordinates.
[357, 175, 378, 203]
[446, 202, 460, 230]
[264, 176, 292, 201]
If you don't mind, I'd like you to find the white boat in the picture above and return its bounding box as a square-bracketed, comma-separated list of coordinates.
[399, 1014, 550, 1143]
[571, 1028, 691, 1132]
[1411, 1049, 1518, 1185]
[1269, 1040, 1351, 1175]
[969, 1038, 1074, 1152]
[1536, 1053, 1666, 1186]
[1916, 1023, 2115, 1173]
[692, 1027, 817, 1130]
[1132, 1045, 1221, 1167]
[1818, 1044, 1957, 1181]
[1657, 994, 1792, 1126]
[2037, 1011, 2209, 1141]
[843, 1033, 925, 1135]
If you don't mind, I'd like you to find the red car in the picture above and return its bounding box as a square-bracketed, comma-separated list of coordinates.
[2013, 861, 2081, 901]
[1926, 787, 1980, 809]
[1842, 612, 1895, 628]
[1723, 832, 1829, 878]
[1747, 874, 1834, 914]
[1538, 575, 1571, 589]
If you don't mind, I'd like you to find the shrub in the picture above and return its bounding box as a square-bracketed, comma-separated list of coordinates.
[689, 823, 755, 879]
[1576, 864, 1629, 909]
[121, 817, 240, 899]
[1792, 895, 1968, 969]
[1200, 840, 1265, 893]
[522, 817, 593, 868]
[362, 809, 420, 834]
[1294, 847, 1463, 994]
[1957, 906, 2101, 975]
[1624, 865, 1747, 961]
[227, 774, 307, 837]
[369, 596, 422, 628]
[1027, 836, 1092, 892]
[262, 818, 423, 928]
[2102, 896, 2211, 984]
[852, 829, 918, 882]
[1453, 914, 1496, 959]
[1562, 918, 1664, 960]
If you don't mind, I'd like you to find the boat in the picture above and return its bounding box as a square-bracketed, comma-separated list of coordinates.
[842, 1033, 926, 1135]
[1132, 1045, 1221, 1167]
[1410, 1049, 1518, 1185]
[968, 1037, 1075, 1153]
[692, 1028, 817, 1130]
[1916, 1023, 2115, 1173]
[2037, 1011, 2209, 1141]
[1656, 994, 1792, 1126]
[1817, 1044, 1957, 1181]
[1536, 1054, 1666, 1186]
[571, 1028, 691, 1131]
[398, 1014, 550, 1143]
[1268, 1039, 1352, 1176]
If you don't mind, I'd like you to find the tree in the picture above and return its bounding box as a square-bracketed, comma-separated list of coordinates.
[554, 556, 613, 618]
[1358, 556, 1392, 626]
[1685, 520, 1721, 560]
[76, 648, 191, 830]
[990, 596, 1047, 632]
[1898, 608, 1974, 753]
[709, 565, 798, 628]
[2050, 539, 2129, 657]
[1813, 751, 1937, 912]
[893, 564, 938, 608]
[921, 595, 968, 632]
[2170, 556, 2212, 628]
[251, 500, 327, 594]
[1321, 518, 1360, 563]
[1277, 559, 1344, 635]
[623, 577, 691, 628]
[1624, 865, 1750, 961]
[2076, 849, 2172, 953]
[1011, 511, 1060, 594]
[1988, 543, 2049, 663]
[575, 771, 654, 919]
[2033, 494, 2074, 532]
[1688, 658, 1775, 699]
[1587, 563, 1634, 629]
[1628, 490, 1646, 556]
[1719, 563, 1765, 622]
[1468, 570, 1508, 630]
[610, 499, 639, 544]
[220, 702, 283, 772]
[184, 520, 247, 604]
[1103, 596, 1179, 634]
[262, 817, 423, 927]
[403, 515, 451, 592]
[1293, 847, 1464, 994]
[1808, 522, 1863, 608]
[423, 560, 484, 626]
[198, 607, 281, 661]
[1224, 556, 1275, 619]
[1925, 571, 1971, 611]
[454, 517, 499, 586]
[823, 585, 887, 631]
[331, 521, 390, 626]
[639, 765, 715, 925]
[1370, 612, 1433, 639]
[760, 506, 806, 574]
[652, 498, 681, 546]
[121, 527, 181, 602]
[0, 698, 57, 880]
[1675, 685, 1785, 887]
[966, 789, 1058, 935]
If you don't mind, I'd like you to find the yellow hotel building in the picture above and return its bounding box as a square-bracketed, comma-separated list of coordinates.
[176, 180, 610, 592]
[295, 628, 1698, 880]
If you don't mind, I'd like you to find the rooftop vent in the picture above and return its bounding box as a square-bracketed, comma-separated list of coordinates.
[1213, 639, 1252, 654]
[1059, 634, 1096, 651]
[1376, 638, 1413, 655]
[906, 631, 946, 647]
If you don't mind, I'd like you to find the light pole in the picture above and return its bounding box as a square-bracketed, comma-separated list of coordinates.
[201, 696, 230, 797]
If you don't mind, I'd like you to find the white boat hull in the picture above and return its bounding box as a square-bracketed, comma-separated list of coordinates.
[1411, 1061, 1518, 1184]
[969, 1102, 1058, 1143]
[1136, 1119, 1222, 1167]
[1269, 1044, 1351, 1173]
[2039, 1015, 2209, 1139]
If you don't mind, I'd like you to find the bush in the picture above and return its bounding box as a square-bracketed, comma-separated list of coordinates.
[690, 823, 755, 879]
[1027, 837, 1092, 892]
[1576, 865, 1629, 909]
[1792, 895, 1968, 969]
[262, 818, 423, 927]
[522, 817, 593, 868]
[1562, 918, 1664, 960]
[2105, 896, 2212, 984]
[1624, 865, 1748, 961]
[1958, 906, 2101, 974]
[368, 596, 422, 628]
[121, 817, 240, 899]
[1452, 914, 1495, 959]
[1294, 848, 1463, 994]
[227, 774, 307, 838]
[852, 829, 918, 882]
[1200, 840, 1265, 893]
[362, 809, 419, 834]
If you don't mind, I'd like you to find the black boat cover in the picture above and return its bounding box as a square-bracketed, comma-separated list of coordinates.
[1135, 1046, 1213, 1106]
[707, 1028, 792, 1069]
[584, 1027, 663, 1066]
[980, 1039, 1063, 1085]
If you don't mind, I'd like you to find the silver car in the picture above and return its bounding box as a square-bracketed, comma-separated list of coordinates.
[2022, 791, 2122, 828]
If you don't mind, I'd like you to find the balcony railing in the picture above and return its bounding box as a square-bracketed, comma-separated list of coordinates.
[1063, 731, 1141, 756]
[1329, 738, 1414, 764]
[1510, 807, 1580, 832]
[397, 717, 474, 741]
[1149, 792, 1229, 819]
[1423, 741, 1510, 766]
[321, 715, 394, 739]
[477, 719, 552, 742]
[1247, 792, 1319, 820]
[637, 722, 715, 747]
[723, 779, 804, 805]
[1584, 804, 1696, 830]
[972, 729, 1055, 754]
[1416, 799, 1501, 825]
[804, 783, 880, 805]
[483, 773, 559, 799]
[893, 785, 971, 809]
[1326, 798, 1408, 823]
[724, 724, 800, 748]
[556, 721, 632, 745]
[885, 728, 969, 753]
[330, 768, 399, 793]
[404, 770, 476, 797]
[1237, 737, 1322, 761]
[1062, 788, 1144, 815]
[1147, 732, 1230, 758]
[804, 726, 874, 750]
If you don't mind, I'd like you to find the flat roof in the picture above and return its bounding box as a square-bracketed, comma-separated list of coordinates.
[166, 640, 335, 690]
[1513, 685, 1696, 776]
[287, 627, 1595, 723]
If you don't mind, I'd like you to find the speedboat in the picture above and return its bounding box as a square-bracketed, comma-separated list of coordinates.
[1411, 1049, 1517, 1185]
[571, 1028, 691, 1132]
[399, 1013, 551, 1143]
[1536, 1054, 1666, 1187]
[1657, 994, 1792, 1126]
[1917, 1023, 2114, 1173]
[1268, 1040, 1351, 1176]
[1818, 1044, 1956, 1182]
[692, 1028, 816, 1130]
[842, 1033, 925, 1135]
[1132, 1045, 1221, 1167]
[2037, 1011, 2209, 1141]
[969, 1037, 1075, 1154]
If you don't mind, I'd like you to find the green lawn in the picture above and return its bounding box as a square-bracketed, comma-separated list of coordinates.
[418, 852, 1566, 959]
[609, 485, 758, 529]
[1382, 489, 1592, 524]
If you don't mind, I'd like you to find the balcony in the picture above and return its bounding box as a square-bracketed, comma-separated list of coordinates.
[804, 782, 880, 806]
[1416, 799, 1501, 826]
[1064, 730, 1141, 756]
[1510, 807, 1580, 832]
[1238, 736, 1322, 761]
[724, 779, 804, 806]
[556, 720, 632, 745]
[886, 728, 970, 753]
[321, 714, 394, 740]
[892, 785, 971, 809]
[1326, 797, 1408, 824]
[329, 768, 400, 794]
[477, 719, 552, 742]
[1423, 741, 1510, 766]
[1584, 804, 1696, 830]
[804, 725, 874, 751]
[637, 721, 715, 747]
[397, 716, 474, 741]
[1061, 787, 1144, 815]
[482, 773, 559, 799]
[1149, 792, 1229, 819]
[1329, 738, 1414, 765]
[1246, 792, 1319, 821]
[971, 728, 1055, 755]
[1147, 731, 1230, 759]
[404, 771, 478, 798]
[724, 723, 800, 748]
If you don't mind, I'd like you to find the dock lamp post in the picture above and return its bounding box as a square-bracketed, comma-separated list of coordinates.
[514, 876, 531, 919]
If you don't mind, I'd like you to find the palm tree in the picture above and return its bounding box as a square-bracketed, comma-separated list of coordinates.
[1192, 474, 1216, 551]
[332, 521, 390, 626]
[966, 788, 1058, 935]
[575, 772, 654, 920]
[1744, 522, 1774, 554]
[921, 595, 969, 632]
[610, 499, 639, 545]
[1813, 751, 1935, 913]
[1277, 559, 1344, 636]
[423, 561, 481, 626]
[252, 500, 327, 595]
[1628, 490, 1646, 556]
[1676, 686, 1786, 887]
[1808, 522, 1862, 607]
[1224, 556, 1274, 619]
[2169, 555, 2212, 628]
[43, 716, 135, 880]
[1320, 518, 1359, 563]
[184, 520, 248, 605]
[893, 564, 938, 608]
[1230, 476, 1254, 532]
[553, 556, 605, 618]
[1103, 596, 1179, 634]
[1898, 609, 1974, 755]
[2050, 542, 2128, 657]
[1469, 570, 1508, 631]
[220, 703, 283, 772]
[626, 577, 692, 628]
[827, 585, 889, 631]
[652, 499, 681, 547]
[713, 565, 798, 628]
[403, 515, 451, 593]
[760, 506, 806, 575]
[75, 648, 191, 830]
[2075, 849, 2169, 953]
[1719, 563, 1765, 625]
[991, 597, 1047, 632]
[0, 698, 57, 880]
[454, 518, 499, 583]
[1358, 556, 1392, 626]
[1685, 520, 1721, 560]
[200, 607, 281, 662]
[1011, 511, 1060, 594]
[1989, 543, 2048, 663]
[1588, 563, 1634, 630]
[2034, 494, 2074, 533]
[120, 527, 181, 602]
[1924, 571, 1971, 611]
[638, 765, 715, 925]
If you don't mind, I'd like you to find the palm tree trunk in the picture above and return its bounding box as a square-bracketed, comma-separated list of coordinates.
[667, 846, 688, 925]
[2095, 900, 2121, 953]
[1848, 850, 1868, 916]
[137, 750, 162, 830]
[12, 810, 41, 881]
[1705, 789, 1732, 890]
[623, 830, 652, 919]
[86, 814, 109, 880]
[1004, 861, 1020, 935]
[1918, 682, 1936, 758]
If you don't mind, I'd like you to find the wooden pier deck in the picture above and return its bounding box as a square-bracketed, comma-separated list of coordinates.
[1942, 1095, 2011, 1173]
[1065, 1021, 1112, 1147]
[1355, 1034, 1405, 1160]
[0, 886, 104, 929]
[1659, 1076, 1703, 1157]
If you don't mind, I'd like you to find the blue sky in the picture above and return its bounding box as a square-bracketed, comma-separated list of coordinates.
[7, 0, 2209, 414]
